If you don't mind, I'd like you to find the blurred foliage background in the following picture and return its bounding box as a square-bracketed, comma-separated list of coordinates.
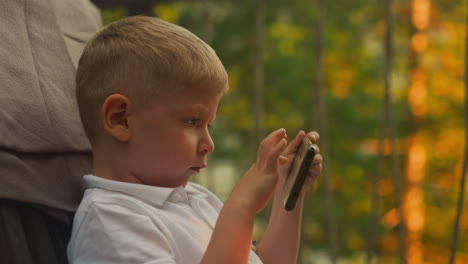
[95, 0, 467, 263]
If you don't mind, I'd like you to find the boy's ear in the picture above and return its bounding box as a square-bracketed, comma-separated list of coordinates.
[101, 94, 132, 142]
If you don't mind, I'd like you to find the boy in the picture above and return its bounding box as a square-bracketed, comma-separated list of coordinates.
[67, 16, 322, 264]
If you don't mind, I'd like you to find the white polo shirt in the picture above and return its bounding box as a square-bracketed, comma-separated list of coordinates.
[67, 175, 263, 264]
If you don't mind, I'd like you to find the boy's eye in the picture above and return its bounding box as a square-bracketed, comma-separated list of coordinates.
[188, 118, 200, 126]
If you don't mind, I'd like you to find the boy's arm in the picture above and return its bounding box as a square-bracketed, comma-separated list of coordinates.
[200, 196, 257, 264]
[256, 131, 322, 264]
[255, 185, 305, 263]
[201, 128, 288, 264]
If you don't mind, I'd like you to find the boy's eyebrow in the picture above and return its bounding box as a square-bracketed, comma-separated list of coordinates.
[176, 104, 217, 120]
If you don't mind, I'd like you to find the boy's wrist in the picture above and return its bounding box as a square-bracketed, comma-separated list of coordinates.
[224, 194, 258, 216]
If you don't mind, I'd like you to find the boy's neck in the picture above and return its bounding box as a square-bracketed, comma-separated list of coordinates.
[91, 142, 142, 184]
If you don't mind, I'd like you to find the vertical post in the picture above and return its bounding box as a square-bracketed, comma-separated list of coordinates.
[127, 0, 154, 16]
[254, 0, 265, 145]
[200, 0, 212, 44]
[199, 0, 215, 192]
[448, 2, 468, 263]
[366, 68, 386, 264]
[314, 0, 338, 262]
[383, 0, 407, 262]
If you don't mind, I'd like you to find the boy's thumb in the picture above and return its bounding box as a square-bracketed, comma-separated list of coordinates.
[279, 155, 288, 165]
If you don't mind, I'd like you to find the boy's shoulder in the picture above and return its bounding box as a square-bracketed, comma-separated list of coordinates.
[185, 181, 213, 196]
[80, 175, 222, 211]
[81, 175, 173, 209]
[185, 181, 223, 207]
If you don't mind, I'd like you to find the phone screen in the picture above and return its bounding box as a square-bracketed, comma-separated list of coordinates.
[283, 137, 316, 211]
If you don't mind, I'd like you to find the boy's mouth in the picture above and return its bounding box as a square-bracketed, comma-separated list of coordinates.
[190, 164, 206, 173]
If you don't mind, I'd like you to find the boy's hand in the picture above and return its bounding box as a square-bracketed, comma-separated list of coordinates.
[229, 128, 288, 213]
[278, 131, 322, 192]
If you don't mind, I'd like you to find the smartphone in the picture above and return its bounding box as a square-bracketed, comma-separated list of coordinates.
[283, 136, 316, 211]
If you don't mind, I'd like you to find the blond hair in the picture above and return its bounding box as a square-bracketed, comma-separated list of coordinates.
[76, 16, 229, 143]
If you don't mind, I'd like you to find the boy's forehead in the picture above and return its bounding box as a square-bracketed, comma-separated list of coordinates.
[157, 101, 217, 122]
[160, 86, 223, 101]
[158, 91, 221, 112]
[173, 100, 219, 113]
[186, 105, 216, 119]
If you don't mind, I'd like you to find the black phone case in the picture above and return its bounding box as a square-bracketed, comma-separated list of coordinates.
[284, 142, 316, 211]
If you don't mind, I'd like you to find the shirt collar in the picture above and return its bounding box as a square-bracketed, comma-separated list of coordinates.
[84, 174, 182, 206]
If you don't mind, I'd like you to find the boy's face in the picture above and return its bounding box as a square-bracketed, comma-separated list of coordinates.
[126, 87, 222, 188]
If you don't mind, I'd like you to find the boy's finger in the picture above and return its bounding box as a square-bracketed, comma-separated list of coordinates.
[310, 153, 323, 168]
[265, 128, 286, 143]
[307, 131, 320, 143]
[279, 155, 288, 165]
[282, 130, 306, 156]
[265, 138, 287, 169]
[259, 128, 286, 149]
[308, 153, 323, 181]
[257, 128, 287, 159]
[271, 138, 287, 158]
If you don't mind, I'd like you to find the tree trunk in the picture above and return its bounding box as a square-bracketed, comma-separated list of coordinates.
[449, 2, 468, 263]
[254, 0, 265, 146]
[314, 0, 338, 262]
[383, 0, 407, 262]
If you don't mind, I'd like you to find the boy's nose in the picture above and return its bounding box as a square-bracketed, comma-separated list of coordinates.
[199, 133, 215, 154]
